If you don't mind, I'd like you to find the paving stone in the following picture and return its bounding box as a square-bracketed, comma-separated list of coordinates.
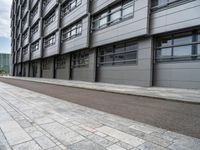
[88, 134, 114, 147]
[41, 122, 85, 145]
[143, 134, 172, 147]
[107, 144, 126, 150]
[97, 126, 144, 147]
[69, 139, 105, 150]
[137, 142, 167, 150]
[129, 123, 159, 134]
[104, 136, 119, 143]
[116, 141, 134, 150]
[47, 146, 62, 150]
[70, 126, 93, 137]
[95, 132, 107, 137]
[34, 117, 54, 125]
[0, 121, 32, 146]
[17, 119, 32, 128]
[35, 135, 56, 149]
[0, 129, 11, 150]
[12, 140, 42, 150]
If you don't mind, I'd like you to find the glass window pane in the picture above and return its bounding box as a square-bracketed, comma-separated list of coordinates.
[114, 54, 124, 61]
[122, 0, 133, 18]
[110, 6, 121, 23]
[105, 55, 113, 62]
[158, 36, 172, 47]
[100, 16, 107, 27]
[198, 44, 200, 55]
[126, 42, 137, 51]
[125, 51, 137, 60]
[115, 43, 125, 53]
[198, 32, 200, 41]
[173, 45, 192, 56]
[174, 34, 192, 45]
[157, 48, 172, 57]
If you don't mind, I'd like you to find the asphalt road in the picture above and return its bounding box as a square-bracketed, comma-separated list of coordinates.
[0, 78, 200, 138]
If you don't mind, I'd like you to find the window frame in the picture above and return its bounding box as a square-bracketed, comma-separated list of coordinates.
[44, 33, 56, 48]
[71, 50, 89, 68]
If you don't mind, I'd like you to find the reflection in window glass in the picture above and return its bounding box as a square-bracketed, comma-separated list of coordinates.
[173, 46, 192, 56]
[158, 37, 172, 47]
[174, 34, 192, 45]
[157, 48, 172, 57]
[123, 1, 134, 18]
[198, 44, 200, 55]
[115, 44, 125, 53]
[198, 32, 200, 41]
[110, 6, 121, 23]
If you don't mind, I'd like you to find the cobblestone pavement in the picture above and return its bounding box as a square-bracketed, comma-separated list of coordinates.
[0, 82, 200, 150]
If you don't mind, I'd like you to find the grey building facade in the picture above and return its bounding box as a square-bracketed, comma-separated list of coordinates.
[10, 0, 200, 89]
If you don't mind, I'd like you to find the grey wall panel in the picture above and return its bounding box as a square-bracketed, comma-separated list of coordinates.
[91, 0, 149, 47]
[61, 0, 89, 28]
[31, 40, 42, 60]
[43, 0, 58, 17]
[72, 50, 96, 82]
[22, 35, 29, 47]
[61, 17, 89, 54]
[92, 0, 117, 14]
[98, 38, 152, 86]
[151, 1, 200, 34]
[22, 46, 30, 62]
[42, 58, 54, 78]
[30, 60, 41, 77]
[56, 55, 70, 80]
[43, 32, 59, 57]
[154, 61, 200, 89]
[22, 62, 29, 77]
[43, 9, 59, 36]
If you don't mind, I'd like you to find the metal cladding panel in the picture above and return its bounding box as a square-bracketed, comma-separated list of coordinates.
[55, 55, 70, 80]
[91, 0, 149, 48]
[42, 58, 54, 78]
[72, 50, 96, 82]
[154, 61, 200, 89]
[92, 0, 118, 14]
[29, 60, 41, 77]
[43, 0, 58, 17]
[151, 1, 200, 34]
[22, 62, 29, 77]
[31, 40, 42, 60]
[43, 9, 59, 36]
[61, 0, 89, 28]
[61, 17, 89, 54]
[43, 32, 60, 58]
[98, 38, 152, 87]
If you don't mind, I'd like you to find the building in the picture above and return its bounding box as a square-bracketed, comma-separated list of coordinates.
[10, 0, 200, 89]
[0, 53, 10, 74]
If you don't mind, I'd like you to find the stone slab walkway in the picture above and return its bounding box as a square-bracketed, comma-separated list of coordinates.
[1, 76, 200, 104]
[0, 82, 200, 150]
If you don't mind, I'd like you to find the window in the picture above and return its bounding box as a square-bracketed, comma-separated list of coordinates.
[56, 56, 66, 69]
[62, 21, 82, 41]
[31, 5, 38, 19]
[31, 41, 39, 52]
[22, 46, 28, 55]
[44, 34, 56, 48]
[22, 14, 27, 28]
[61, 0, 82, 17]
[31, 22, 39, 36]
[152, 0, 189, 9]
[93, 0, 134, 31]
[72, 50, 89, 68]
[98, 41, 137, 66]
[22, 30, 28, 41]
[156, 31, 200, 62]
[44, 12, 55, 27]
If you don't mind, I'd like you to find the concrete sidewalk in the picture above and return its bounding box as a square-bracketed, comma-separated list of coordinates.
[0, 81, 200, 150]
[1, 76, 200, 104]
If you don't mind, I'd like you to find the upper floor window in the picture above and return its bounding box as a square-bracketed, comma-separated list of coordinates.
[44, 34, 56, 48]
[22, 14, 28, 28]
[98, 40, 138, 66]
[31, 22, 39, 36]
[92, 0, 134, 31]
[72, 50, 89, 68]
[22, 30, 28, 40]
[44, 12, 55, 28]
[31, 5, 38, 19]
[22, 46, 28, 55]
[62, 21, 82, 41]
[43, 0, 51, 8]
[31, 41, 39, 52]
[61, 0, 81, 17]
[156, 30, 200, 62]
[152, 0, 185, 9]
[21, 0, 27, 15]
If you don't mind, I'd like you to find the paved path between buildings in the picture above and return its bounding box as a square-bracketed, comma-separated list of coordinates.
[1, 76, 200, 104]
[0, 81, 200, 150]
[0, 77, 200, 139]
